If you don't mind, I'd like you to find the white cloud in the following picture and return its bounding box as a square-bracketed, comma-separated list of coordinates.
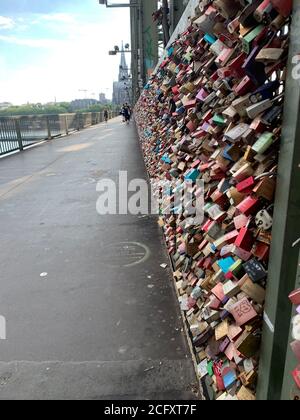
[0, 34, 66, 48]
[40, 13, 76, 23]
[37, 13, 76, 23]
[0, 16, 15, 29]
[0, 10, 131, 105]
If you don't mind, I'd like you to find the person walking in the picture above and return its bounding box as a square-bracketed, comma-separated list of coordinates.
[121, 104, 126, 123]
[123, 103, 131, 125]
[104, 109, 109, 123]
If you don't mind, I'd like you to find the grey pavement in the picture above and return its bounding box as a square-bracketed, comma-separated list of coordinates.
[0, 119, 198, 400]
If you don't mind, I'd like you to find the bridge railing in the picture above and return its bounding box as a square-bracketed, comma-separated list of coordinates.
[0, 111, 119, 157]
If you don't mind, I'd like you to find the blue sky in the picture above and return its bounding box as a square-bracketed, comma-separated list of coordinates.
[0, 0, 131, 104]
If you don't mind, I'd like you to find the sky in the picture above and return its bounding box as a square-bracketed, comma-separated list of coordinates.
[0, 0, 131, 104]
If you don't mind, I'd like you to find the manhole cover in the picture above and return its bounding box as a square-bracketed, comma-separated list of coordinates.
[100, 242, 150, 268]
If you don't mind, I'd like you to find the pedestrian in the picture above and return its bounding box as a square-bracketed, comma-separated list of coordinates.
[104, 109, 108, 123]
[121, 104, 126, 122]
[123, 103, 131, 125]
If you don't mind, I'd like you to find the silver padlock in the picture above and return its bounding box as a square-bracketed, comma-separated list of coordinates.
[292, 315, 300, 341]
[255, 209, 273, 230]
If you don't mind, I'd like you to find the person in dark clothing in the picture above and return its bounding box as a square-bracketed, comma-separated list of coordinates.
[121, 104, 126, 122]
[124, 103, 131, 124]
[104, 109, 108, 123]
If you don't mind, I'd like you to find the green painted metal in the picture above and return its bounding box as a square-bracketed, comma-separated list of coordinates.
[170, 0, 189, 33]
[257, 1, 300, 400]
[130, 0, 140, 104]
[142, 0, 159, 80]
[280, 250, 300, 400]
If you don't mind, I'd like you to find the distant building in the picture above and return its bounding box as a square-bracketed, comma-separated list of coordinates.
[0, 102, 12, 110]
[99, 93, 109, 105]
[112, 46, 132, 106]
[69, 99, 99, 111]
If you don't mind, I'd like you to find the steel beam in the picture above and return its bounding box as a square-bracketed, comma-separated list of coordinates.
[170, 0, 188, 33]
[257, 0, 300, 400]
[141, 0, 159, 82]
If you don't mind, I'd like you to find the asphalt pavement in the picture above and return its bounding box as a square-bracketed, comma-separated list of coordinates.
[0, 119, 197, 400]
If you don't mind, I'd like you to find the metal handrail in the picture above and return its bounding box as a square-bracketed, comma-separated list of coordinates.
[0, 111, 119, 157]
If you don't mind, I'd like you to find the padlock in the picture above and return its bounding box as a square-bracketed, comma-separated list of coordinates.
[253, 241, 270, 261]
[239, 0, 263, 28]
[291, 340, 300, 362]
[234, 76, 256, 96]
[249, 81, 280, 104]
[243, 258, 267, 283]
[224, 123, 250, 143]
[246, 99, 273, 119]
[240, 276, 266, 304]
[289, 289, 300, 306]
[255, 209, 273, 230]
[254, 0, 277, 23]
[292, 365, 300, 390]
[256, 48, 284, 64]
[237, 196, 260, 216]
[235, 228, 255, 252]
[252, 132, 274, 155]
[194, 12, 217, 33]
[292, 315, 300, 341]
[270, 14, 287, 30]
[260, 99, 282, 122]
[213, 0, 241, 19]
[271, 0, 292, 18]
[227, 52, 247, 78]
[229, 297, 258, 326]
[237, 177, 256, 193]
[210, 39, 227, 56]
[253, 176, 276, 201]
[242, 25, 266, 55]
[227, 17, 240, 34]
[243, 46, 267, 86]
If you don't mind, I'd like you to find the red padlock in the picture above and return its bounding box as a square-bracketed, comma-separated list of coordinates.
[292, 365, 300, 389]
[234, 76, 256, 96]
[237, 196, 260, 216]
[289, 289, 300, 306]
[235, 227, 255, 252]
[271, 0, 292, 18]
[236, 177, 256, 193]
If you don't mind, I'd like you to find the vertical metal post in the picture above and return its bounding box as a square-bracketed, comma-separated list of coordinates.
[280, 250, 300, 400]
[169, 0, 176, 33]
[162, 0, 170, 46]
[64, 115, 69, 135]
[130, 0, 140, 104]
[14, 119, 23, 151]
[46, 116, 52, 140]
[257, 1, 300, 400]
[141, 0, 159, 83]
[170, 0, 188, 33]
[138, 1, 145, 86]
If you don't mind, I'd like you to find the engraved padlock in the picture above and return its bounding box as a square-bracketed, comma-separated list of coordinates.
[255, 209, 273, 230]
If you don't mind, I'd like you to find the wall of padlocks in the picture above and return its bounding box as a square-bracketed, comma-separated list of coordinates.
[135, 0, 293, 400]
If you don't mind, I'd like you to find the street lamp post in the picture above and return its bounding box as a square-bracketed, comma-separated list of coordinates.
[108, 42, 140, 106]
[99, 1, 137, 8]
[99, 0, 142, 105]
